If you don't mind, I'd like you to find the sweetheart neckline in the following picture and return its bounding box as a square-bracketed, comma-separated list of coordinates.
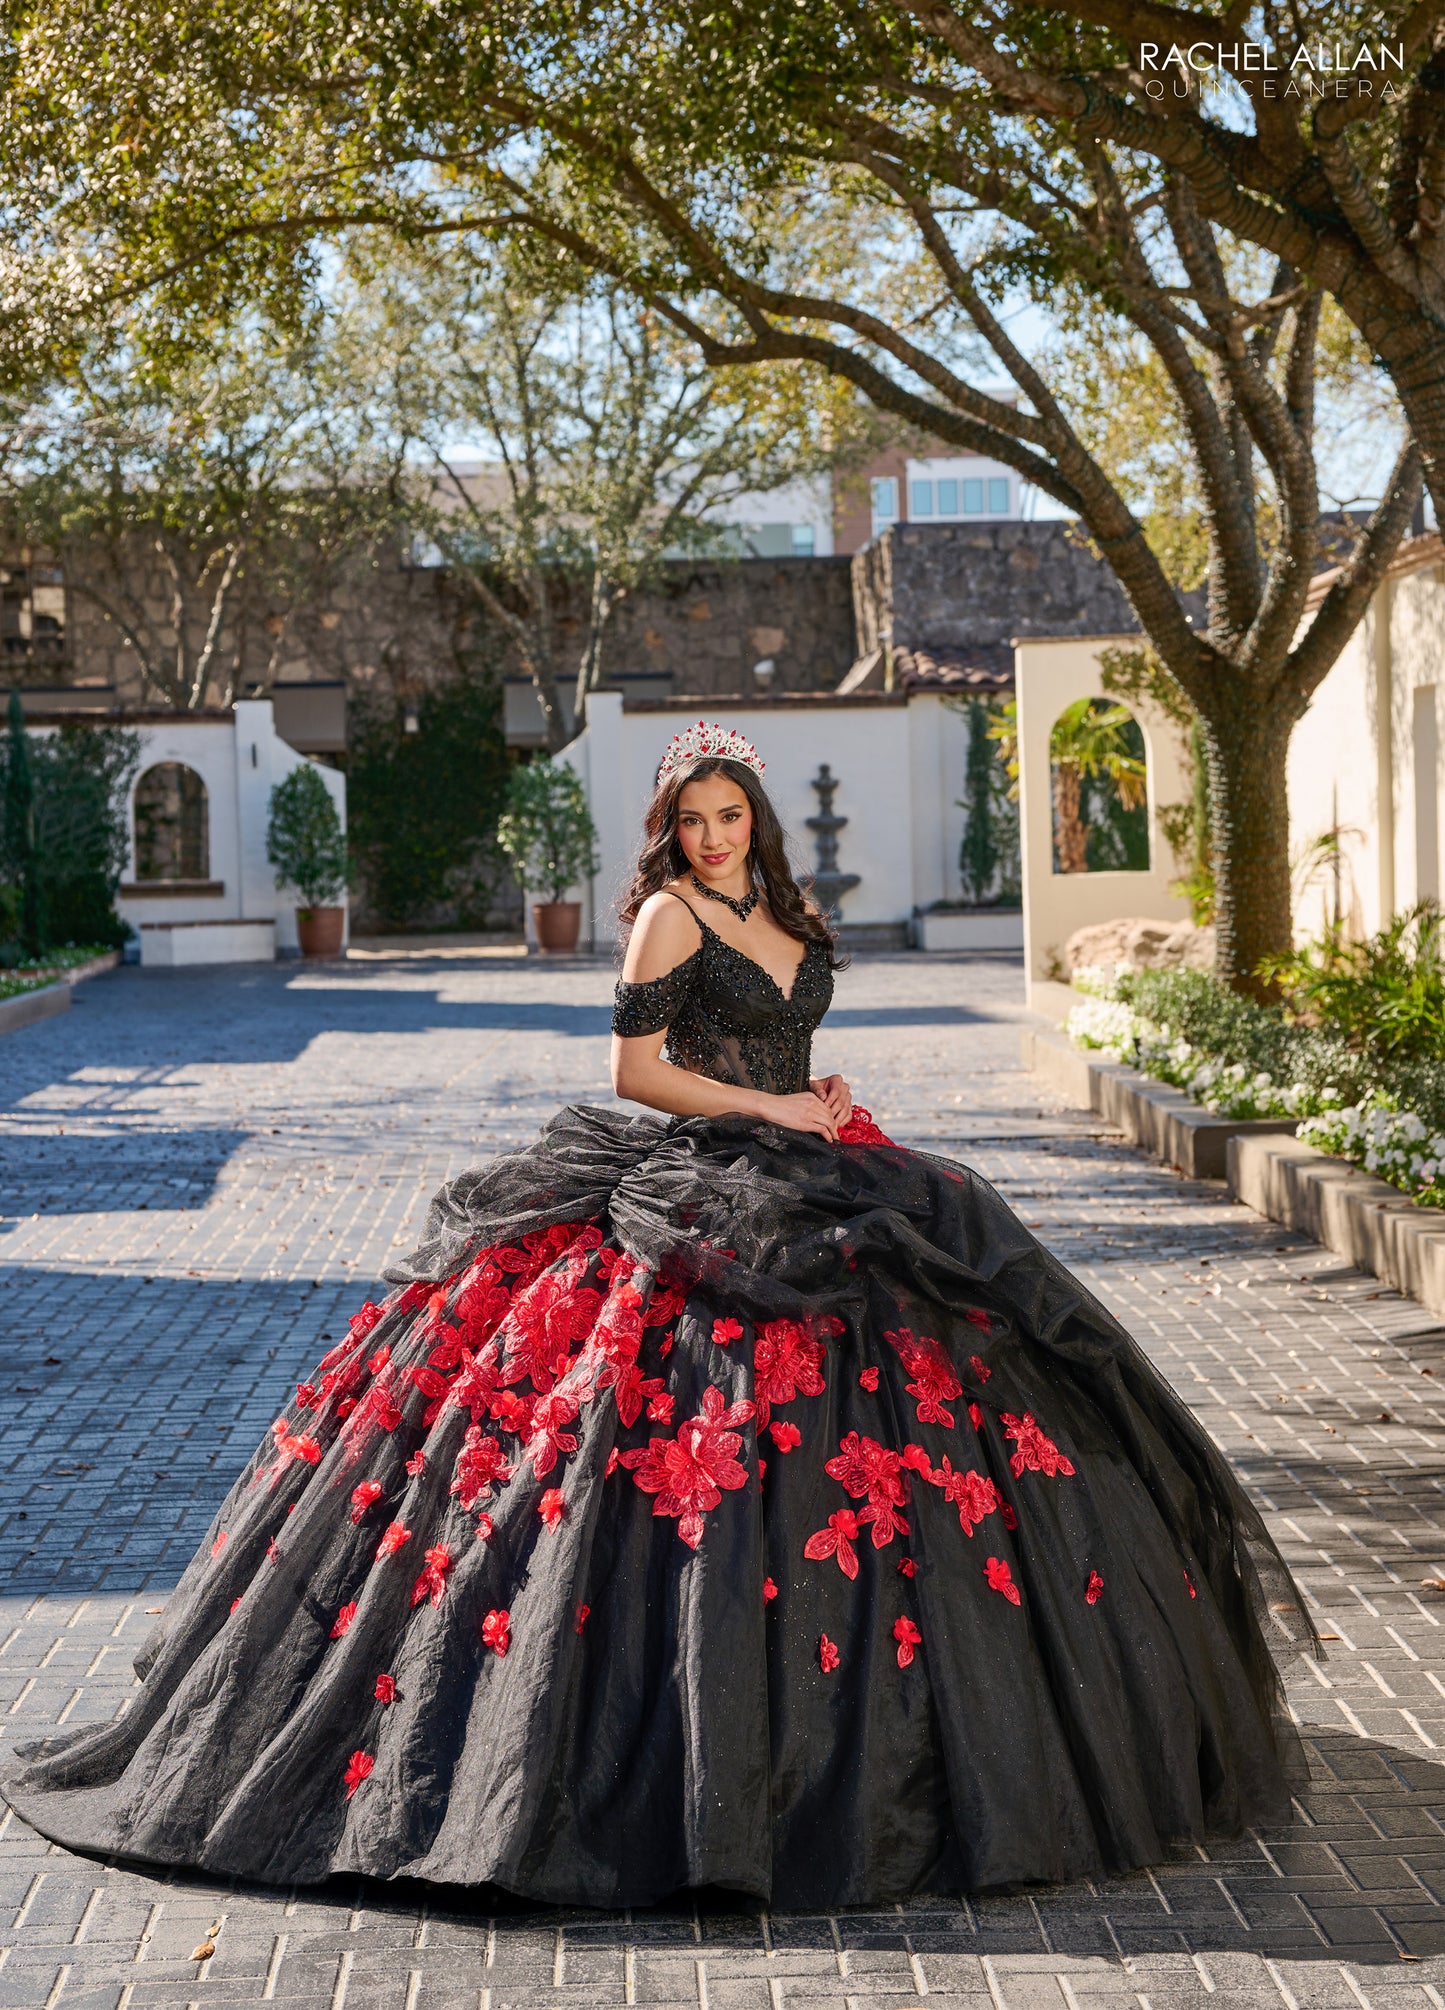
[662, 905, 815, 1007]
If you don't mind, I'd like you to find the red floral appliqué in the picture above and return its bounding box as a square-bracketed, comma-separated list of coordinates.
[824, 1432, 910, 1547]
[376, 1521, 411, 1560]
[897, 1557, 916, 1577]
[769, 1421, 801, 1454]
[969, 1353, 991, 1381]
[1184, 1568, 1197, 1599]
[985, 1556, 1021, 1605]
[712, 1318, 743, 1346]
[838, 1106, 894, 1145]
[375, 1673, 396, 1704]
[818, 1633, 840, 1672]
[410, 1544, 452, 1608]
[893, 1615, 922, 1666]
[753, 1316, 831, 1429]
[884, 1327, 962, 1428]
[1001, 1412, 1075, 1479]
[331, 1601, 357, 1638]
[350, 1480, 383, 1523]
[1085, 1570, 1105, 1604]
[804, 1508, 860, 1578]
[928, 1455, 1007, 1538]
[763, 1576, 778, 1602]
[858, 1366, 879, 1391]
[574, 1602, 590, 1633]
[481, 1608, 511, 1655]
[538, 1488, 565, 1529]
[451, 1427, 512, 1510]
[405, 1450, 426, 1477]
[621, 1385, 755, 1549]
[343, 1750, 374, 1798]
[211, 1532, 228, 1558]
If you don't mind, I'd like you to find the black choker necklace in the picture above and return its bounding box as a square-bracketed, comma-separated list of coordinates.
[690, 871, 760, 922]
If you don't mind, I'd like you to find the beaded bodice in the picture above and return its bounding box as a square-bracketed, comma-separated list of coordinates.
[611, 904, 833, 1096]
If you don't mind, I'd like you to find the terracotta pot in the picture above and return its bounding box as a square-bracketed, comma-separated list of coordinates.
[296, 906, 346, 958]
[533, 901, 582, 954]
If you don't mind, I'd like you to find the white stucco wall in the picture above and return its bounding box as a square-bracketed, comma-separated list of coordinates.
[109, 700, 346, 956]
[1014, 636, 1192, 998]
[1288, 549, 1445, 941]
[559, 690, 975, 947]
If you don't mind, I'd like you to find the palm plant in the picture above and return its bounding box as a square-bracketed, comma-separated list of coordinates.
[1049, 699, 1148, 876]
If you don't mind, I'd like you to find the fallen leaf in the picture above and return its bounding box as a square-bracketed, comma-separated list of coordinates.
[190, 1941, 215, 1963]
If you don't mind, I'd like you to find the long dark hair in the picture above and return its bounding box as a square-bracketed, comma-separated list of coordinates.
[619, 755, 845, 966]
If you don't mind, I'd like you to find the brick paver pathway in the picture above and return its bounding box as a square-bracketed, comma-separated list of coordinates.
[2, 952, 1445, 2010]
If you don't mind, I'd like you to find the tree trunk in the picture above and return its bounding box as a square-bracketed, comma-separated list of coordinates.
[1052, 764, 1090, 874]
[1200, 703, 1294, 996]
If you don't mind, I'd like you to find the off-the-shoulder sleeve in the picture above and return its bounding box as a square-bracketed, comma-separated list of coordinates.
[611, 955, 698, 1037]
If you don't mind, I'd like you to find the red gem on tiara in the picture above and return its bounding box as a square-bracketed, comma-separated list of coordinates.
[657, 721, 766, 782]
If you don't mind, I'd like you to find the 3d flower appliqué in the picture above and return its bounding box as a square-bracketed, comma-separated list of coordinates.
[985, 1556, 1021, 1605]
[410, 1545, 452, 1608]
[969, 1353, 991, 1382]
[929, 1457, 1006, 1538]
[451, 1427, 511, 1510]
[753, 1317, 828, 1429]
[621, 1384, 755, 1549]
[712, 1318, 743, 1347]
[481, 1608, 511, 1656]
[375, 1521, 411, 1560]
[538, 1488, 566, 1530]
[331, 1601, 358, 1639]
[804, 1509, 860, 1579]
[374, 1673, 396, 1704]
[343, 1750, 374, 1798]
[763, 1576, 778, 1602]
[769, 1421, 801, 1453]
[893, 1615, 922, 1667]
[349, 1481, 383, 1524]
[1085, 1570, 1105, 1605]
[883, 1327, 962, 1428]
[1000, 1412, 1075, 1479]
[818, 1633, 840, 1672]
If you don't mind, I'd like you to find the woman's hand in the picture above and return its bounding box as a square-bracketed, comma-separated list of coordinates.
[811, 1073, 854, 1127]
[754, 1090, 841, 1141]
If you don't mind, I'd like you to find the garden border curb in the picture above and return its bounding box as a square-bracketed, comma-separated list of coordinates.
[0, 950, 121, 1040]
[1020, 1022, 1299, 1180]
[0, 982, 70, 1038]
[1228, 1131, 1445, 1322]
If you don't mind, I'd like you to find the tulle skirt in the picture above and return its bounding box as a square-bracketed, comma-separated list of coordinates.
[2, 1105, 1311, 1908]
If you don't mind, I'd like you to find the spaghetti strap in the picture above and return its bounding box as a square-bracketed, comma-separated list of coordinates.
[660, 888, 711, 935]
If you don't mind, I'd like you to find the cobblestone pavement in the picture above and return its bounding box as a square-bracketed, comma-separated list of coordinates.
[3, 952, 1445, 2010]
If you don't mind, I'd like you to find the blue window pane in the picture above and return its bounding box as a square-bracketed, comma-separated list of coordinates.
[910, 480, 934, 516]
[791, 524, 815, 557]
[988, 477, 1010, 512]
[937, 479, 958, 515]
[963, 479, 984, 513]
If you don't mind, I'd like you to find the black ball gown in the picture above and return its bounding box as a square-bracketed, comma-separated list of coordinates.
[3, 911, 1313, 1909]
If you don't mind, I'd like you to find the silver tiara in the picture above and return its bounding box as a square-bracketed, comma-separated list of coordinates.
[656, 720, 765, 784]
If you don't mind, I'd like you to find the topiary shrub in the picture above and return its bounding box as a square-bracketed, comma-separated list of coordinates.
[496, 758, 599, 905]
[267, 764, 348, 909]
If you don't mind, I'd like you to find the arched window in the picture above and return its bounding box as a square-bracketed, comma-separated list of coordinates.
[133, 763, 209, 881]
[1049, 699, 1149, 874]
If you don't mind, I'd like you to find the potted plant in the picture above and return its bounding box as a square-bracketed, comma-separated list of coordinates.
[496, 757, 599, 954]
[267, 764, 349, 957]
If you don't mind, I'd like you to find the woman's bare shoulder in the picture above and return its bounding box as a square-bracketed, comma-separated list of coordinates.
[622, 888, 703, 982]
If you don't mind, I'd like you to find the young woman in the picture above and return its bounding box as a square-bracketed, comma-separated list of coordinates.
[4, 724, 1311, 1910]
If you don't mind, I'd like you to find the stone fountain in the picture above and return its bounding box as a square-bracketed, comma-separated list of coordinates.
[805, 764, 861, 920]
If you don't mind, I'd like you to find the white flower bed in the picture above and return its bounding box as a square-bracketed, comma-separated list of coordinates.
[1065, 972, 1340, 1121]
[1298, 1105, 1445, 1209]
[1065, 966, 1444, 1206]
